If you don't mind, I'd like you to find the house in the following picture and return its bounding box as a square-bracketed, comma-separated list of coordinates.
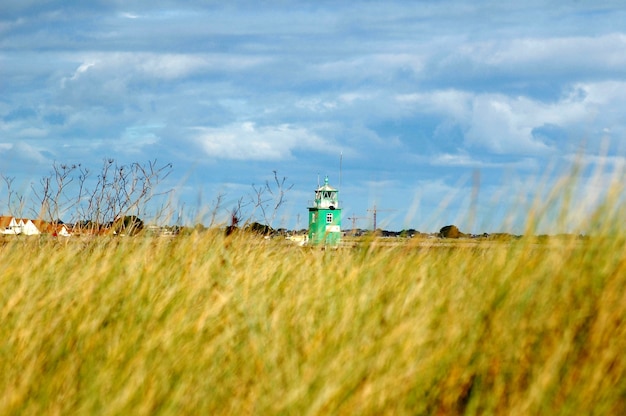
[19, 218, 42, 235]
[30, 219, 72, 237]
[50, 223, 71, 237]
[0, 216, 20, 234]
[0, 216, 72, 237]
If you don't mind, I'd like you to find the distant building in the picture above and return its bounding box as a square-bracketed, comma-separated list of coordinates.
[19, 218, 41, 235]
[0, 216, 20, 234]
[0, 216, 71, 237]
[308, 176, 342, 245]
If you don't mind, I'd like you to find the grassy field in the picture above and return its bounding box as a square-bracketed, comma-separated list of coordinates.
[1, 184, 625, 414]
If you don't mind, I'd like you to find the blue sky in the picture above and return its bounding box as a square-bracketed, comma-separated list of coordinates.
[2, 1, 625, 233]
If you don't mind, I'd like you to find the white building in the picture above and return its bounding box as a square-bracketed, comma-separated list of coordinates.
[18, 218, 41, 235]
[0, 216, 20, 234]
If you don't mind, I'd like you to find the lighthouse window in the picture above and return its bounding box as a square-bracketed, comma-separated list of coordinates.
[326, 213, 333, 223]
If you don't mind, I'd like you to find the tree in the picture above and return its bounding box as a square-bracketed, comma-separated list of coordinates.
[245, 221, 274, 236]
[440, 224, 461, 238]
[250, 170, 293, 228]
[225, 170, 292, 235]
[29, 159, 172, 228]
[112, 215, 144, 236]
[1, 174, 26, 216]
[225, 206, 241, 237]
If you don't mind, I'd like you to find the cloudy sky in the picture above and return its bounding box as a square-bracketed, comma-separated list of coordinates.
[2, 1, 625, 232]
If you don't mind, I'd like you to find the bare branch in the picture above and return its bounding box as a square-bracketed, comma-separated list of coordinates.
[1, 174, 26, 217]
[24, 158, 173, 230]
[249, 170, 293, 228]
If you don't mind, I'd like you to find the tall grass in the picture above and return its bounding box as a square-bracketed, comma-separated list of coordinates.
[1, 173, 625, 415]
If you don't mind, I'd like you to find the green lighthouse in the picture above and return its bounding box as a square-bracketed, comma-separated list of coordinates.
[308, 176, 342, 245]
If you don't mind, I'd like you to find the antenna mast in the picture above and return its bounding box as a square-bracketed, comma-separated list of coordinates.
[339, 151, 343, 205]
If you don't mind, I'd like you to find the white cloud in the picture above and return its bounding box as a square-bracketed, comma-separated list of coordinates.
[117, 125, 161, 153]
[192, 122, 341, 161]
[396, 90, 472, 119]
[465, 95, 552, 154]
[488, 34, 626, 70]
[4, 141, 48, 164]
[432, 153, 481, 167]
[72, 62, 95, 79]
[60, 52, 267, 84]
[60, 62, 95, 87]
[16, 127, 48, 139]
[439, 33, 626, 78]
[120, 12, 140, 19]
[397, 79, 626, 155]
[295, 98, 338, 113]
[430, 152, 540, 171]
[314, 53, 424, 82]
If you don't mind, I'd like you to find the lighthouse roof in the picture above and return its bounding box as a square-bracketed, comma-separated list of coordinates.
[317, 183, 337, 192]
[316, 176, 337, 192]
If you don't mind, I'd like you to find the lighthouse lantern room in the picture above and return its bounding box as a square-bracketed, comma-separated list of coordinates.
[308, 176, 342, 245]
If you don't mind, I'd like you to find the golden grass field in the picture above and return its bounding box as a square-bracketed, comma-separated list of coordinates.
[1, 174, 625, 415]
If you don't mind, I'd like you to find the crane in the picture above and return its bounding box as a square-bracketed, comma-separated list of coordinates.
[346, 213, 367, 236]
[367, 205, 396, 232]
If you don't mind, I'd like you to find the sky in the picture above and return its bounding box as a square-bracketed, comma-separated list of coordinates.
[2, 1, 626, 233]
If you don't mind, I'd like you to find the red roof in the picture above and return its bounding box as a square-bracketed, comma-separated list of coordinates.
[0, 216, 15, 228]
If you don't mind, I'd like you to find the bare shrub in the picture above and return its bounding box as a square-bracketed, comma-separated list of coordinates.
[3, 159, 172, 231]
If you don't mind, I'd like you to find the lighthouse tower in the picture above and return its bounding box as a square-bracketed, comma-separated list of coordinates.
[308, 176, 342, 245]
